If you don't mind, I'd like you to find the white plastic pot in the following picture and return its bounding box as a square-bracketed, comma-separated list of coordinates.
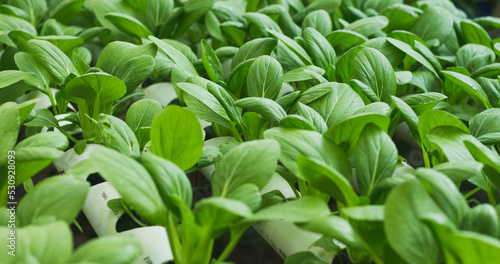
[201, 137, 330, 261]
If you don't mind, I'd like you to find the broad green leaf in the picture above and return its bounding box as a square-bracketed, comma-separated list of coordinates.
[15, 132, 67, 150]
[298, 156, 359, 206]
[247, 55, 283, 100]
[324, 113, 390, 153]
[99, 114, 140, 157]
[28, 39, 77, 84]
[113, 54, 155, 93]
[234, 97, 286, 124]
[125, 99, 162, 148]
[462, 204, 499, 238]
[402, 92, 447, 115]
[231, 38, 276, 68]
[150, 36, 198, 77]
[0, 70, 33, 89]
[326, 30, 367, 54]
[345, 16, 389, 37]
[0, 103, 20, 163]
[246, 196, 330, 223]
[205, 10, 225, 42]
[61, 72, 126, 105]
[362, 0, 403, 12]
[0, 14, 37, 47]
[381, 4, 420, 32]
[207, 82, 242, 124]
[463, 140, 500, 188]
[172, 0, 216, 38]
[10, 0, 47, 26]
[302, 10, 332, 36]
[267, 28, 312, 64]
[416, 169, 468, 226]
[177, 82, 231, 127]
[211, 140, 280, 197]
[441, 70, 492, 109]
[13, 147, 64, 185]
[418, 109, 469, 152]
[412, 6, 453, 44]
[23, 109, 59, 128]
[299, 215, 365, 251]
[478, 77, 500, 108]
[77, 27, 111, 43]
[391, 96, 420, 142]
[49, 0, 85, 24]
[283, 65, 326, 83]
[68, 236, 141, 264]
[296, 102, 328, 133]
[387, 38, 439, 77]
[280, 115, 316, 131]
[151, 105, 203, 171]
[427, 126, 475, 162]
[298, 82, 365, 127]
[17, 221, 72, 264]
[355, 124, 398, 197]
[433, 161, 483, 183]
[36, 36, 84, 55]
[7, 30, 35, 52]
[105, 12, 152, 39]
[96, 42, 157, 76]
[145, 0, 174, 32]
[140, 152, 192, 217]
[469, 109, 500, 145]
[264, 128, 351, 180]
[17, 176, 89, 226]
[461, 20, 491, 48]
[456, 44, 495, 74]
[90, 146, 167, 225]
[395, 71, 413, 85]
[385, 179, 442, 264]
[303, 27, 336, 70]
[13, 52, 51, 91]
[243, 12, 282, 36]
[201, 39, 223, 82]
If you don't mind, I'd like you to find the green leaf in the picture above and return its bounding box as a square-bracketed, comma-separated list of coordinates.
[145, 0, 173, 32]
[324, 113, 390, 153]
[201, 39, 224, 82]
[140, 152, 192, 217]
[247, 196, 330, 223]
[441, 70, 492, 109]
[0, 70, 33, 89]
[402, 92, 447, 115]
[150, 36, 198, 77]
[61, 72, 126, 106]
[461, 20, 491, 48]
[462, 204, 500, 238]
[267, 28, 312, 65]
[457, 44, 495, 74]
[105, 12, 152, 39]
[49, 0, 85, 24]
[469, 109, 500, 145]
[150, 105, 203, 171]
[418, 110, 469, 153]
[0, 103, 21, 159]
[99, 114, 140, 157]
[125, 99, 162, 148]
[416, 169, 468, 226]
[387, 38, 439, 77]
[12, 147, 64, 185]
[234, 97, 286, 124]
[16, 132, 68, 150]
[172, 0, 216, 38]
[411, 6, 453, 44]
[296, 102, 328, 133]
[264, 128, 351, 180]
[17, 176, 89, 226]
[68, 236, 141, 264]
[0, 14, 37, 47]
[212, 140, 280, 197]
[113, 54, 155, 93]
[231, 38, 276, 68]
[90, 146, 167, 225]
[345, 16, 389, 37]
[463, 140, 500, 188]
[478, 77, 500, 108]
[36, 36, 84, 55]
[385, 179, 442, 264]
[298, 156, 359, 206]
[177, 82, 231, 127]
[243, 12, 282, 36]
[14, 52, 52, 91]
[280, 115, 316, 131]
[298, 82, 365, 127]
[11, 0, 47, 26]
[23, 109, 59, 128]
[282, 65, 325, 83]
[77, 27, 111, 43]
[28, 39, 77, 84]
[381, 4, 420, 32]
[303, 27, 336, 70]
[17, 221, 72, 264]
[302, 10, 332, 36]
[427, 126, 476, 162]
[96, 42, 157, 76]
[326, 30, 367, 54]
[355, 124, 398, 197]
[246, 55, 283, 100]
[433, 161, 483, 183]
[391, 96, 420, 142]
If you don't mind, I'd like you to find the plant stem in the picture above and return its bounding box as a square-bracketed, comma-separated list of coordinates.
[486, 187, 497, 206]
[421, 144, 431, 168]
[46, 85, 58, 115]
[57, 126, 78, 143]
[230, 122, 244, 143]
[165, 215, 183, 264]
[463, 187, 481, 199]
[190, 226, 214, 264]
[215, 228, 245, 263]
